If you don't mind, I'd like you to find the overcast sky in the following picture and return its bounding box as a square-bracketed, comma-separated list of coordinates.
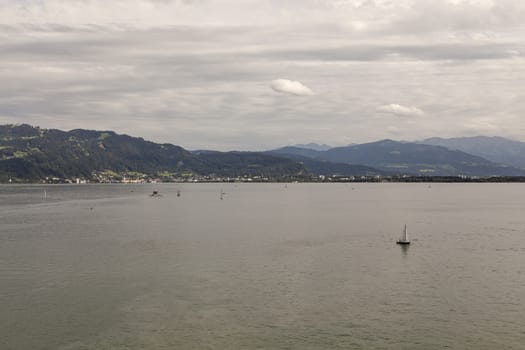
[1, 0, 525, 150]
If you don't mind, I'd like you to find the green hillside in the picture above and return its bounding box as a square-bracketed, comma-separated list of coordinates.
[0, 124, 304, 182]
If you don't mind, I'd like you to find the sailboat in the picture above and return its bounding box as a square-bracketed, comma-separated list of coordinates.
[396, 224, 410, 245]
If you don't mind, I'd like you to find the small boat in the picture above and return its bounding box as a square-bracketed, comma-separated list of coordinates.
[396, 224, 410, 245]
[176, 190, 181, 197]
[150, 190, 162, 197]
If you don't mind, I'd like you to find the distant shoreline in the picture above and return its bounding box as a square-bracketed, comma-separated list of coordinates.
[4, 176, 525, 184]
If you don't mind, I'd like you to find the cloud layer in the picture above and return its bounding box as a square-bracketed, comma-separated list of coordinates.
[1, 0, 525, 150]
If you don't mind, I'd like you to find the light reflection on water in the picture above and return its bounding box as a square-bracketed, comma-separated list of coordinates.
[1, 183, 525, 349]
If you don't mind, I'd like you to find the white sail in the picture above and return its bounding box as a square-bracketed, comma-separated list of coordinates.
[397, 224, 410, 244]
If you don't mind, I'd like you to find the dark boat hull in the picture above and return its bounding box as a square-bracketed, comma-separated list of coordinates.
[396, 241, 410, 245]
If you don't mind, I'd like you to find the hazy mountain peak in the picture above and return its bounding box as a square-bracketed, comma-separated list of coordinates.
[293, 143, 332, 151]
[421, 136, 525, 169]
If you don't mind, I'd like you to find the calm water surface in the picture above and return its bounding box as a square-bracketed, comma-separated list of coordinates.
[1, 183, 524, 349]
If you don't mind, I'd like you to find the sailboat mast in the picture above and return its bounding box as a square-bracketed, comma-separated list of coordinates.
[404, 224, 408, 241]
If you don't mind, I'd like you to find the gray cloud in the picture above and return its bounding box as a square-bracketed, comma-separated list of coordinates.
[1, 1, 525, 150]
[262, 43, 524, 62]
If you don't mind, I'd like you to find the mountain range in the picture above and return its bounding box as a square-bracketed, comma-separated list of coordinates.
[2, 124, 525, 181]
[270, 139, 525, 176]
[422, 136, 525, 169]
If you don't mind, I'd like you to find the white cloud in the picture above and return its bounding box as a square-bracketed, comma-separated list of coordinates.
[377, 104, 425, 117]
[270, 79, 314, 96]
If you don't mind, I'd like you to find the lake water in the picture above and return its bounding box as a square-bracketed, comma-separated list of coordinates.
[1, 183, 524, 349]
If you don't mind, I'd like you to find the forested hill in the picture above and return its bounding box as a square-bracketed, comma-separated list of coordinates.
[0, 124, 305, 181]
